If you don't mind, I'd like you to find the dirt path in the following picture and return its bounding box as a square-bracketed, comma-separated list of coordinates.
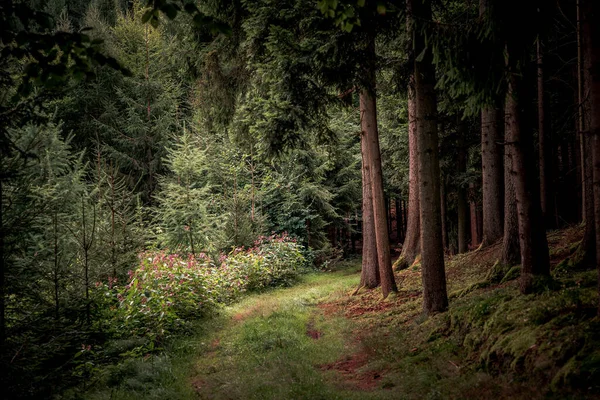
[188, 265, 398, 400]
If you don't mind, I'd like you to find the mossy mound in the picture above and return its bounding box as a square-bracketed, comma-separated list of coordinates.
[340, 224, 599, 398]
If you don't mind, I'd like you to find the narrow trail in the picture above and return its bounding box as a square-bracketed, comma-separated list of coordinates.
[189, 264, 395, 400]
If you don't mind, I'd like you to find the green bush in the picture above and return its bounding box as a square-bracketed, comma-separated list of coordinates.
[98, 234, 306, 343]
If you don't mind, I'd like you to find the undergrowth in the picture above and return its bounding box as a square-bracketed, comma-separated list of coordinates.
[64, 226, 600, 399]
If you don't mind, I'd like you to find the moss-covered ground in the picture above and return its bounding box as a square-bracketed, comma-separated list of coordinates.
[69, 225, 600, 399]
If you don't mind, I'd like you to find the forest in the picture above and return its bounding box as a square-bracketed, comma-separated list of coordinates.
[1, 0, 600, 398]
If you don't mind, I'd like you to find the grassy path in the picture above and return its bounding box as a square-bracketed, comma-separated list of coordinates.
[189, 263, 390, 400]
[84, 262, 391, 400]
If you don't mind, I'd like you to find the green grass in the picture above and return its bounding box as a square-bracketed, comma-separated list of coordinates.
[65, 231, 600, 400]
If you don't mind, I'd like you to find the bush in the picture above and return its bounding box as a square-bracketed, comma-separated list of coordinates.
[97, 234, 306, 343]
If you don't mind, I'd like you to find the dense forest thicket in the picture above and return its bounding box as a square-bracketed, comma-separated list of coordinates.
[1, 0, 600, 398]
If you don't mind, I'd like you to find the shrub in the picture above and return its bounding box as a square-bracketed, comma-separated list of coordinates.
[98, 234, 306, 343]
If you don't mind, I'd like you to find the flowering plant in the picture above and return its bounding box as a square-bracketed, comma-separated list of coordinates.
[97, 234, 306, 342]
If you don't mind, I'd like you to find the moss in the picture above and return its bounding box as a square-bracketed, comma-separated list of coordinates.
[485, 261, 512, 284]
[499, 265, 521, 283]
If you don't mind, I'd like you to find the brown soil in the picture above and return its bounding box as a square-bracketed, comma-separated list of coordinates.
[306, 320, 323, 340]
[319, 349, 384, 390]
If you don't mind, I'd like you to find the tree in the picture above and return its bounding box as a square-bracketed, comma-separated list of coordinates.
[360, 32, 397, 297]
[505, 43, 550, 293]
[411, 0, 448, 314]
[395, 20, 420, 270]
[581, 0, 600, 314]
[358, 132, 380, 290]
[457, 123, 469, 253]
[154, 129, 221, 255]
[480, 106, 504, 246]
[502, 118, 521, 266]
[479, 0, 504, 247]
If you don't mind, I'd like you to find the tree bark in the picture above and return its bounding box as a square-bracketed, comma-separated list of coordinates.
[578, 0, 596, 268]
[385, 196, 394, 241]
[396, 76, 420, 269]
[457, 128, 468, 254]
[481, 108, 504, 246]
[479, 0, 504, 248]
[502, 117, 521, 266]
[581, 0, 600, 315]
[537, 36, 555, 229]
[469, 181, 481, 248]
[359, 136, 380, 290]
[412, 0, 448, 314]
[396, 197, 404, 243]
[505, 56, 550, 294]
[360, 33, 397, 298]
[440, 174, 448, 251]
[0, 178, 4, 346]
[577, 0, 586, 221]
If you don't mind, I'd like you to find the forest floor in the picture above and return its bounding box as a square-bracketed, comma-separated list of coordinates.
[77, 225, 600, 400]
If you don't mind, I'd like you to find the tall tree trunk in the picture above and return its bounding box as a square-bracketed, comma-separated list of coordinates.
[0, 177, 5, 346]
[360, 33, 397, 298]
[358, 138, 380, 291]
[396, 197, 404, 243]
[412, 0, 448, 314]
[578, 0, 596, 268]
[505, 56, 550, 294]
[469, 181, 481, 248]
[581, 0, 600, 315]
[481, 108, 504, 245]
[578, 0, 586, 222]
[457, 128, 468, 253]
[440, 174, 448, 251]
[479, 0, 504, 247]
[395, 76, 420, 269]
[537, 36, 555, 228]
[385, 196, 394, 241]
[503, 114, 521, 266]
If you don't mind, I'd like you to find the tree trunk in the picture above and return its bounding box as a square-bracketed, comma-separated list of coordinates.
[505, 57, 550, 294]
[386, 196, 392, 239]
[412, 0, 448, 314]
[396, 76, 420, 269]
[581, 0, 600, 315]
[481, 108, 504, 246]
[577, 0, 586, 222]
[503, 111, 521, 266]
[457, 128, 468, 254]
[479, 0, 503, 248]
[440, 174, 448, 251]
[0, 178, 4, 346]
[396, 197, 404, 243]
[360, 33, 397, 298]
[578, 0, 596, 268]
[537, 37, 555, 229]
[469, 181, 481, 248]
[359, 140, 380, 290]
